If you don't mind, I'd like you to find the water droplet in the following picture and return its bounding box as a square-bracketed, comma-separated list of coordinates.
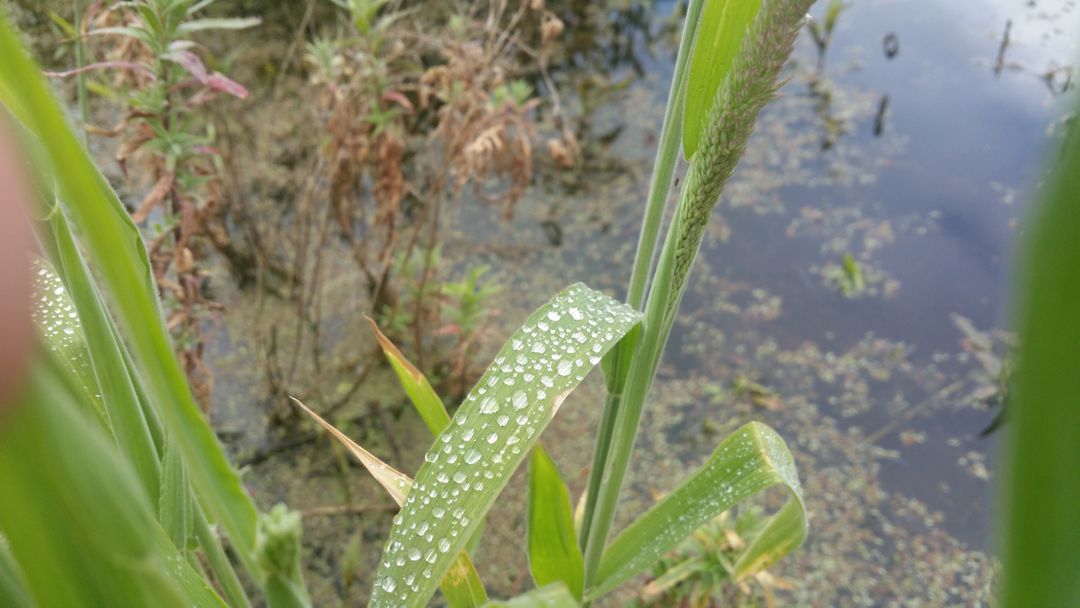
[512, 390, 528, 410]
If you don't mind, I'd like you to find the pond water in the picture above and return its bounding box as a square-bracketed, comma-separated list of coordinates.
[201, 0, 1077, 604]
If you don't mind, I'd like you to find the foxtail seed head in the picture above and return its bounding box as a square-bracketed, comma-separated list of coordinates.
[665, 0, 815, 323]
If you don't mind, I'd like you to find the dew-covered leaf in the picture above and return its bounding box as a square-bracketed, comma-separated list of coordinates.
[370, 283, 641, 607]
[31, 260, 105, 425]
[368, 319, 489, 568]
[682, 0, 763, 159]
[587, 422, 805, 600]
[290, 398, 487, 607]
[527, 445, 584, 600]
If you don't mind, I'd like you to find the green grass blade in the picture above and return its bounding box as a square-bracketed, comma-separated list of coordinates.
[194, 507, 252, 608]
[370, 283, 641, 607]
[481, 583, 579, 608]
[291, 398, 488, 607]
[0, 13, 263, 582]
[48, 211, 163, 499]
[528, 445, 585, 600]
[682, 0, 763, 159]
[1000, 101, 1080, 607]
[587, 422, 805, 600]
[0, 357, 226, 608]
[160, 439, 193, 551]
[368, 317, 452, 435]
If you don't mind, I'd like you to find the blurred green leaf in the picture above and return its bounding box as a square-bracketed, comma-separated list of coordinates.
[527, 445, 584, 600]
[682, 0, 762, 159]
[370, 283, 641, 607]
[0, 539, 30, 608]
[588, 422, 805, 600]
[0, 357, 225, 607]
[1000, 99, 1080, 607]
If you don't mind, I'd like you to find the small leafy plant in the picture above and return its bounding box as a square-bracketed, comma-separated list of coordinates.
[638, 507, 794, 607]
[52, 0, 259, 405]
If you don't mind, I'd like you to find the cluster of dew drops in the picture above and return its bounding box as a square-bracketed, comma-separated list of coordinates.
[32, 261, 84, 356]
[371, 284, 639, 603]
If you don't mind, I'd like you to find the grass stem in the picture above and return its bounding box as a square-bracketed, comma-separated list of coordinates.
[578, 0, 705, 556]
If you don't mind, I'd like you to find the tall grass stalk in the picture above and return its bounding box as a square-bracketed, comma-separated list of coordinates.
[578, 0, 706, 552]
[581, 0, 815, 591]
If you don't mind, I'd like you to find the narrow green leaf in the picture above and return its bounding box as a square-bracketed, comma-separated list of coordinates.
[177, 17, 262, 33]
[1000, 97, 1080, 608]
[481, 583, 579, 608]
[160, 439, 192, 551]
[370, 283, 641, 607]
[291, 398, 488, 607]
[48, 211, 163, 500]
[368, 317, 452, 435]
[527, 445, 584, 600]
[194, 507, 252, 608]
[0, 14, 263, 583]
[682, 0, 763, 159]
[587, 422, 805, 600]
[46, 10, 78, 38]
